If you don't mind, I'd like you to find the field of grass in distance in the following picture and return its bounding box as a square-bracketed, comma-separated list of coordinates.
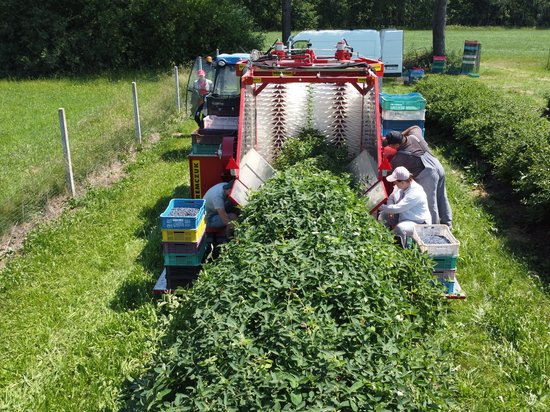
[0, 71, 185, 234]
[400, 27, 550, 103]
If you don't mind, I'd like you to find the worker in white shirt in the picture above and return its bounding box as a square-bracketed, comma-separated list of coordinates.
[378, 166, 432, 243]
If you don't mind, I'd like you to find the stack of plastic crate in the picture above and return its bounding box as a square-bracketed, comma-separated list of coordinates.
[461, 40, 481, 74]
[191, 128, 237, 156]
[407, 68, 425, 85]
[380, 93, 427, 137]
[432, 56, 446, 74]
[160, 199, 207, 290]
[411, 224, 460, 294]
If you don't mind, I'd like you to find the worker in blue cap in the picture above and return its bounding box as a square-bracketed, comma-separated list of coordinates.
[203, 180, 239, 235]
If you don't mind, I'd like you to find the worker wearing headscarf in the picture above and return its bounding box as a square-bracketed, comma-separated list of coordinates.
[193, 69, 214, 127]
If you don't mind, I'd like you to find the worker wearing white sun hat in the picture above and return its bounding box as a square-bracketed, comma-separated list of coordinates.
[378, 166, 432, 242]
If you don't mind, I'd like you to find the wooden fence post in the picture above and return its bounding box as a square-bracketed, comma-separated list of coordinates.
[175, 66, 181, 113]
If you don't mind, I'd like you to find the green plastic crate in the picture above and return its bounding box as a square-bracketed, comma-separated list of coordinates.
[163, 239, 207, 266]
[192, 143, 220, 155]
[432, 256, 458, 270]
[379, 93, 426, 111]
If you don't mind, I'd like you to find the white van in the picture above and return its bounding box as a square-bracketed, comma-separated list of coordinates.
[287, 29, 403, 77]
[380, 29, 404, 77]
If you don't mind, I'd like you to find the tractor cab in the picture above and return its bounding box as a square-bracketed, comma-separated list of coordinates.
[207, 53, 249, 117]
[186, 53, 249, 119]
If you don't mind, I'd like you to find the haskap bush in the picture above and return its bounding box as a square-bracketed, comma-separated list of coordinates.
[415, 75, 550, 221]
[124, 164, 456, 411]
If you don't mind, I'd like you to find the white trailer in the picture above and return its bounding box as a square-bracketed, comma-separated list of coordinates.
[287, 29, 404, 77]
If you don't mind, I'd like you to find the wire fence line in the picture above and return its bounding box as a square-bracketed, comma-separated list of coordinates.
[0, 67, 192, 252]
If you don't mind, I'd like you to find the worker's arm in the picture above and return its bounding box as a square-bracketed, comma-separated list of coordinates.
[216, 208, 233, 225]
[401, 126, 416, 136]
[401, 125, 423, 138]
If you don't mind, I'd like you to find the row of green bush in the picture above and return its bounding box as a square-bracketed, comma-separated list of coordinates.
[415, 76, 550, 221]
[124, 162, 456, 410]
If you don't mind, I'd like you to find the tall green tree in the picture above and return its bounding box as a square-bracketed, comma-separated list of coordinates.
[0, 0, 264, 78]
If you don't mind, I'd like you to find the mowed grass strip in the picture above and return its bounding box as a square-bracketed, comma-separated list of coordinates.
[0, 130, 194, 411]
[428, 155, 550, 411]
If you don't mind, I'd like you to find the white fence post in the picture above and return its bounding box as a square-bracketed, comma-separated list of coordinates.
[132, 82, 142, 144]
[58, 108, 76, 197]
[174, 66, 181, 113]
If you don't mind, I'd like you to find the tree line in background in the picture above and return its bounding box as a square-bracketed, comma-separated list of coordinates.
[254, 0, 550, 31]
[1, 0, 550, 78]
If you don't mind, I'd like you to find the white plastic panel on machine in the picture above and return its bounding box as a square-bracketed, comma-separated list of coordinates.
[362, 180, 387, 214]
[229, 178, 250, 207]
[349, 149, 379, 193]
[230, 148, 274, 206]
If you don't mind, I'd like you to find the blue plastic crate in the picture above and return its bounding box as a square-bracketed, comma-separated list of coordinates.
[409, 69, 425, 78]
[160, 199, 205, 230]
[382, 119, 425, 132]
[431, 279, 456, 293]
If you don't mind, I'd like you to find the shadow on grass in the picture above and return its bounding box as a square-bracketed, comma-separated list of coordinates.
[161, 147, 191, 163]
[109, 183, 191, 312]
[471, 177, 550, 281]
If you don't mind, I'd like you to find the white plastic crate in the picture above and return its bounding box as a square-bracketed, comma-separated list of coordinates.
[433, 269, 456, 281]
[203, 115, 239, 130]
[381, 108, 426, 121]
[412, 224, 460, 257]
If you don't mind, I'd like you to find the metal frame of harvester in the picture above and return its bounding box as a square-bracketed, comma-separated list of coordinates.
[217, 41, 389, 209]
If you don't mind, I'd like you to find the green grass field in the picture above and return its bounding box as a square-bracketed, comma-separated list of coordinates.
[0, 71, 185, 235]
[1, 28, 550, 410]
